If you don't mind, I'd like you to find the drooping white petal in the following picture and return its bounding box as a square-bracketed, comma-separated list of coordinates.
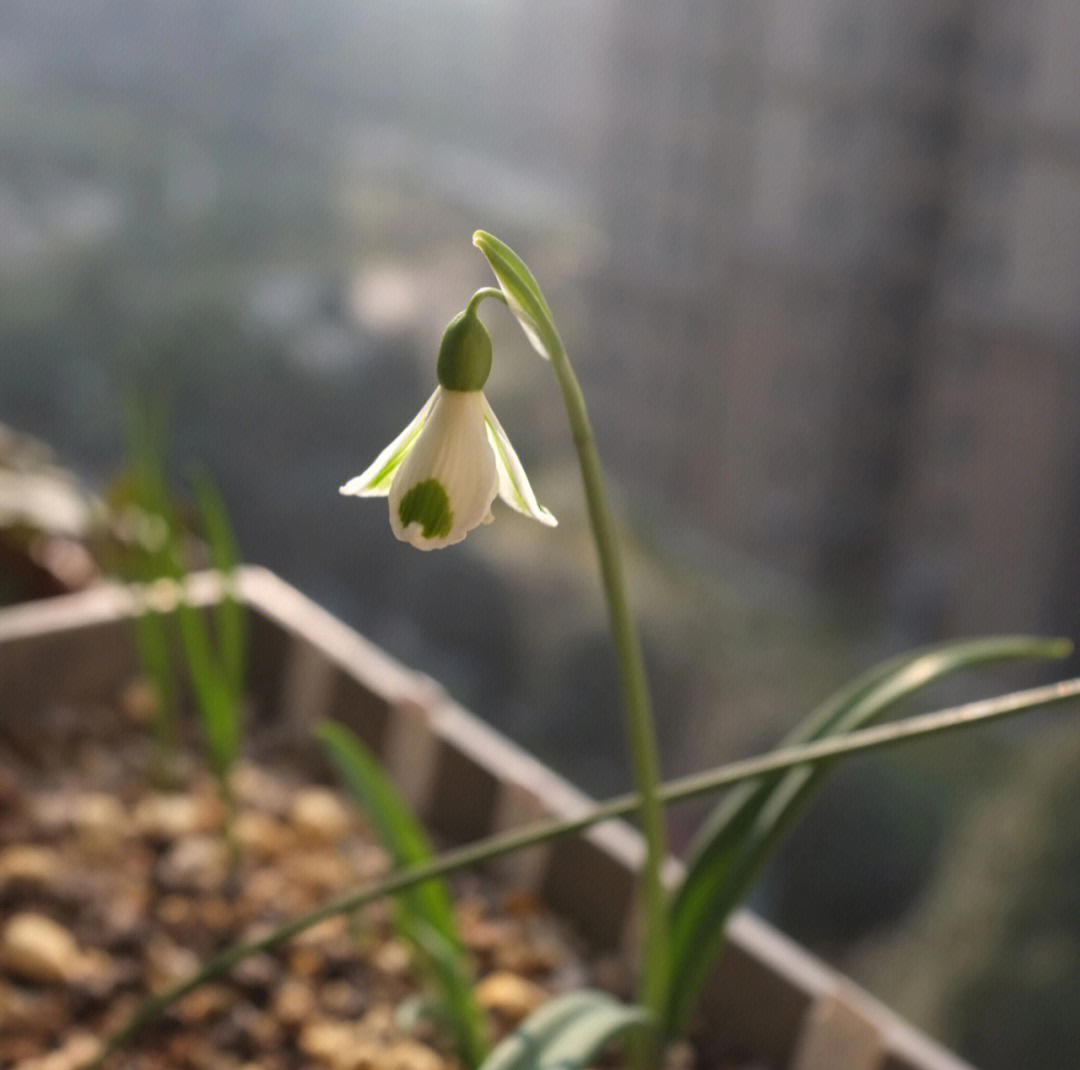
[482, 396, 557, 527]
[340, 389, 439, 498]
[389, 389, 498, 550]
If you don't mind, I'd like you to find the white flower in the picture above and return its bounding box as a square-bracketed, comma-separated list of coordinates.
[340, 387, 556, 550]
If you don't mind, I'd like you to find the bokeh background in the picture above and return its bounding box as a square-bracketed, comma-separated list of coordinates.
[3, 3, 1080, 1066]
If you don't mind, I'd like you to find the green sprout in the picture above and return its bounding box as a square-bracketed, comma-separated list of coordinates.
[109, 395, 247, 873]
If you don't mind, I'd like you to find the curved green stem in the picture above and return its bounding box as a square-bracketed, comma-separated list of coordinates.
[471, 280, 670, 1037]
[467, 287, 506, 316]
[546, 340, 670, 1023]
[84, 675, 1080, 1068]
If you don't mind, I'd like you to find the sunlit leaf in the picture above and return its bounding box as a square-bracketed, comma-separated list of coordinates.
[660, 634, 1073, 1043]
[472, 230, 561, 361]
[479, 990, 652, 1070]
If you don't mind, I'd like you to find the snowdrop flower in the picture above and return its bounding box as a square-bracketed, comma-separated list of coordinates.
[341, 306, 556, 549]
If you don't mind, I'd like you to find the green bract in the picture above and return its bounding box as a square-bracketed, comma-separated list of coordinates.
[472, 230, 562, 361]
[437, 309, 492, 391]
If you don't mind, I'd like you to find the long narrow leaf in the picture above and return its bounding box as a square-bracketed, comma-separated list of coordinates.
[188, 466, 246, 695]
[661, 635, 1072, 1042]
[85, 676, 1080, 1069]
[408, 917, 490, 1065]
[174, 595, 239, 780]
[130, 605, 180, 761]
[315, 719, 489, 1067]
[479, 990, 652, 1070]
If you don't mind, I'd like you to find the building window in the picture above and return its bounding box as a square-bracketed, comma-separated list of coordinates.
[981, 42, 1031, 92]
[769, 439, 816, 484]
[823, 12, 866, 65]
[904, 107, 958, 158]
[926, 495, 964, 548]
[933, 413, 976, 460]
[950, 237, 1007, 298]
[802, 190, 850, 243]
[913, 17, 968, 72]
[894, 201, 946, 256]
[869, 361, 914, 410]
[878, 283, 927, 335]
[866, 448, 901, 494]
[816, 105, 857, 154]
[973, 143, 1019, 197]
[950, 337, 987, 376]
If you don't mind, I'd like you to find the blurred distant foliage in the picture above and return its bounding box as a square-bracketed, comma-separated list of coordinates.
[947, 729, 1080, 1070]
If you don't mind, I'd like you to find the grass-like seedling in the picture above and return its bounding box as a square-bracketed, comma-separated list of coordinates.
[316, 719, 491, 1068]
[109, 397, 247, 872]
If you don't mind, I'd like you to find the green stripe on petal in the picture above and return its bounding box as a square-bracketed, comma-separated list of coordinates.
[340, 389, 439, 497]
[482, 396, 557, 527]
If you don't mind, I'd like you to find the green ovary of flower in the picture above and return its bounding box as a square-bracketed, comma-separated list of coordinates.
[437, 309, 492, 391]
[397, 479, 453, 540]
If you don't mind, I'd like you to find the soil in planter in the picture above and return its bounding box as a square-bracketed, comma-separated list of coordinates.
[0, 685, 767, 1070]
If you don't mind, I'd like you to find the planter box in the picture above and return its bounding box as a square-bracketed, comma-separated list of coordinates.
[0, 567, 973, 1070]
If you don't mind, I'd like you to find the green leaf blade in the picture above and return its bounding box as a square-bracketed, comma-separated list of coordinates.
[479, 991, 652, 1070]
[174, 596, 239, 780]
[661, 634, 1072, 1043]
[315, 720, 455, 929]
[315, 719, 489, 1067]
[187, 466, 247, 697]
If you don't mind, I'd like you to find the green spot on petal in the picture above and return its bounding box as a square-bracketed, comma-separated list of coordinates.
[398, 479, 453, 539]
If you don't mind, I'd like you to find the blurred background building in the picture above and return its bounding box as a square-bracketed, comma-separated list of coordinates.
[590, 0, 1080, 641]
[2, 3, 1080, 1066]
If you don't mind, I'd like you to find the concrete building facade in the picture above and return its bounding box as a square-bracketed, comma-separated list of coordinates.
[591, 0, 1080, 639]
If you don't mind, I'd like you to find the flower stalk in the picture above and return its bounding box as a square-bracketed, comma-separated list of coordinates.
[468, 240, 671, 1031]
[544, 318, 671, 1019]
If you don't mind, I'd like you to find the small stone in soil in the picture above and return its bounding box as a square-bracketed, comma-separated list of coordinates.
[2, 912, 86, 984]
[289, 786, 354, 843]
[157, 834, 229, 892]
[231, 760, 294, 816]
[0, 843, 63, 890]
[232, 949, 280, 992]
[473, 969, 549, 1025]
[371, 937, 413, 979]
[319, 977, 367, 1018]
[133, 792, 206, 842]
[170, 981, 235, 1025]
[272, 975, 318, 1027]
[234, 809, 293, 858]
